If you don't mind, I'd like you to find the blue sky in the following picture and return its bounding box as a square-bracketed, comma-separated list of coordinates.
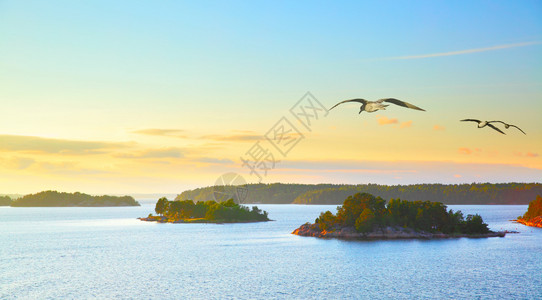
[0, 1, 541, 193]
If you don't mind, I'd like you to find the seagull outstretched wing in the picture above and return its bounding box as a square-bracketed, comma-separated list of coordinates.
[487, 123, 505, 135]
[329, 99, 367, 111]
[380, 98, 425, 111]
[489, 121, 526, 135]
[508, 125, 526, 135]
[460, 119, 481, 124]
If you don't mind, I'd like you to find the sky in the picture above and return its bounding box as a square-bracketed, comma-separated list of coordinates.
[1, 0, 541, 195]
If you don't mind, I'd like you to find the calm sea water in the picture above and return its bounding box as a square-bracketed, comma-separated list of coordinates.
[1, 204, 541, 299]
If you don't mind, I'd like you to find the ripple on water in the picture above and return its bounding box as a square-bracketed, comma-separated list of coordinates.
[0, 204, 541, 299]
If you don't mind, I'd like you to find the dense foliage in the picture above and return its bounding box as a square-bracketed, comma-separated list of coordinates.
[176, 183, 334, 204]
[175, 183, 541, 205]
[11, 191, 140, 207]
[0, 195, 12, 206]
[520, 195, 542, 221]
[294, 183, 541, 205]
[315, 193, 490, 234]
[152, 197, 269, 222]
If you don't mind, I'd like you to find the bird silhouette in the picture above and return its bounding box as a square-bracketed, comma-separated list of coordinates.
[330, 98, 425, 114]
[488, 121, 526, 135]
[460, 119, 505, 135]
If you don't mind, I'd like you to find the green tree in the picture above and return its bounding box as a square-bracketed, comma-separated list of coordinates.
[522, 195, 542, 220]
[222, 199, 237, 207]
[168, 201, 184, 218]
[355, 208, 375, 233]
[463, 214, 489, 234]
[0, 195, 12, 206]
[179, 200, 195, 218]
[336, 193, 385, 226]
[193, 201, 208, 218]
[155, 197, 169, 216]
[316, 211, 336, 231]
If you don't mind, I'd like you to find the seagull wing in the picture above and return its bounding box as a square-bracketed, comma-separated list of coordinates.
[487, 123, 505, 135]
[489, 121, 526, 135]
[381, 98, 425, 111]
[488, 120, 506, 125]
[329, 99, 367, 111]
[509, 125, 526, 135]
[460, 119, 481, 123]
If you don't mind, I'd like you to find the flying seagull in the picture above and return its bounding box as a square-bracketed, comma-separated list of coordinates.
[329, 98, 425, 114]
[460, 119, 505, 135]
[488, 121, 526, 135]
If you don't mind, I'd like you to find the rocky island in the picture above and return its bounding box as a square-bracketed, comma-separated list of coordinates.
[10, 191, 140, 207]
[293, 193, 506, 240]
[139, 197, 270, 223]
[515, 195, 542, 228]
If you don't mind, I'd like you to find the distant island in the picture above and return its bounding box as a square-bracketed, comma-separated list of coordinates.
[292, 193, 505, 240]
[176, 182, 542, 205]
[515, 195, 542, 228]
[139, 197, 270, 223]
[10, 191, 140, 207]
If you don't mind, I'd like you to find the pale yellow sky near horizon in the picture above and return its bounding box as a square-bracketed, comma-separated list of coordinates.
[1, 1, 541, 194]
[1, 92, 540, 195]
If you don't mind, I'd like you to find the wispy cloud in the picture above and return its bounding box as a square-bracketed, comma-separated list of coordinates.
[458, 147, 472, 155]
[200, 130, 262, 142]
[384, 41, 541, 60]
[0, 156, 36, 170]
[400, 121, 412, 128]
[36, 161, 113, 175]
[377, 116, 398, 125]
[131, 129, 187, 138]
[0, 134, 131, 154]
[196, 157, 235, 164]
[114, 147, 184, 159]
[132, 129, 263, 142]
[201, 133, 262, 142]
[459, 148, 483, 155]
[514, 151, 539, 158]
[376, 116, 411, 128]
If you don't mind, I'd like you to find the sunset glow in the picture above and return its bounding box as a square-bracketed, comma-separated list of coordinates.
[1, 1, 541, 194]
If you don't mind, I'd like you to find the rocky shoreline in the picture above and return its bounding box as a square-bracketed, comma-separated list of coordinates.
[138, 216, 270, 224]
[292, 223, 507, 240]
[514, 216, 542, 228]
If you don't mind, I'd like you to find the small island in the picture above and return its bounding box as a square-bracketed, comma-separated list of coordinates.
[515, 195, 542, 228]
[293, 193, 505, 240]
[139, 197, 270, 223]
[10, 190, 140, 207]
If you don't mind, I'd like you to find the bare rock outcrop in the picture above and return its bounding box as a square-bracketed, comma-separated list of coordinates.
[515, 216, 542, 228]
[292, 223, 506, 240]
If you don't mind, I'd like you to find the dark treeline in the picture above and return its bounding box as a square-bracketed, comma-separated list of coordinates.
[520, 195, 542, 221]
[293, 183, 542, 205]
[151, 198, 269, 222]
[176, 183, 541, 205]
[0, 195, 12, 206]
[316, 193, 490, 234]
[11, 191, 140, 207]
[176, 183, 339, 204]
